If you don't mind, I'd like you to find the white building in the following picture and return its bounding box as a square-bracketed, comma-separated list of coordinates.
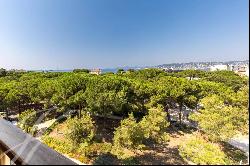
[246, 66, 249, 77]
[210, 64, 229, 71]
[90, 69, 102, 75]
[235, 65, 249, 77]
[227, 64, 234, 71]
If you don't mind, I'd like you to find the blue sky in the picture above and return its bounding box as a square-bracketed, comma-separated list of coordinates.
[0, 0, 249, 70]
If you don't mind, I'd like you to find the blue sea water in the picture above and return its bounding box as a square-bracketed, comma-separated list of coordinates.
[31, 69, 118, 73]
[31, 67, 142, 73]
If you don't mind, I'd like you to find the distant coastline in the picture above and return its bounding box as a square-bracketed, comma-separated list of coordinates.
[25, 60, 249, 73]
[29, 69, 119, 73]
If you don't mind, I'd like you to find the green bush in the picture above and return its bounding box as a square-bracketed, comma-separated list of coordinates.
[77, 142, 112, 157]
[156, 132, 170, 144]
[43, 136, 112, 164]
[18, 109, 37, 133]
[179, 135, 231, 165]
[30, 126, 38, 136]
[112, 114, 145, 152]
[190, 95, 249, 141]
[139, 108, 170, 143]
[42, 136, 73, 154]
[66, 112, 96, 146]
[93, 153, 120, 165]
[112, 109, 170, 159]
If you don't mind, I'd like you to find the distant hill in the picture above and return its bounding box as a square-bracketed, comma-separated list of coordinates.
[155, 60, 249, 70]
[103, 60, 249, 72]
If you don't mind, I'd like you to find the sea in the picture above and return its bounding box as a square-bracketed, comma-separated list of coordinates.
[31, 67, 143, 73]
[31, 68, 123, 73]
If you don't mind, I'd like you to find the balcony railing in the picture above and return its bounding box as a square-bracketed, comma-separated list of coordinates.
[0, 119, 77, 165]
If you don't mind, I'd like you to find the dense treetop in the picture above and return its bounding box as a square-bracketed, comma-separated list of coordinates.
[0, 68, 248, 142]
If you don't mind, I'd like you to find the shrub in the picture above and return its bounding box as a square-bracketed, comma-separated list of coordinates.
[156, 132, 170, 144]
[122, 157, 140, 165]
[66, 112, 96, 146]
[190, 95, 249, 141]
[179, 135, 231, 165]
[30, 126, 38, 136]
[93, 153, 120, 165]
[112, 113, 145, 154]
[18, 109, 37, 133]
[77, 142, 112, 157]
[139, 108, 170, 143]
[112, 109, 170, 159]
[42, 136, 73, 154]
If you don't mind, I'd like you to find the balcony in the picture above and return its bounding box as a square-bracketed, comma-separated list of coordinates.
[0, 119, 77, 165]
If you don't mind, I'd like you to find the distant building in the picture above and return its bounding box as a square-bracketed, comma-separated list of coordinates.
[234, 65, 249, 77]
[227, 64, 234, 71]
[246, 67, 249, 77]
[185, 77, 200, 80]
[210, 64, 228, 71]
[163, 68, 184, 73]
[90, 69, 102, 75]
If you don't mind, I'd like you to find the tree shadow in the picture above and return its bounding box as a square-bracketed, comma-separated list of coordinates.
[166, 123, 197, 138]
[92, 153, 120, 165]
[93, 116, 121, 143]
[131, 146, 187, 165]
[219, 142, 248, 164]
[92, 146, 187, 165]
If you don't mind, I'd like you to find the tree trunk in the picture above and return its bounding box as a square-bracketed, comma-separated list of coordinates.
[5, 108, 9, 120]
[179, 102, 183, 125]
[18, 100, 21, 114]
[195, 99, 199, 111]
[164, 105, 171, 122]
[78, 104, 82, 118]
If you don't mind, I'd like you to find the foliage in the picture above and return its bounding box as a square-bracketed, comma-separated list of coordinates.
[150, 76, 199, 123]
[112, 109, 170, 159]
[230, 85, 249, 109]
[0, 68, 7, 77]
[103, 72, 114, 75]
[42, 135, 113, 164]
[42, 136, 74, 155]
[0, 68, 246, 121]
[73, 68, 90, 73]
[139, 108, 170, 143]
[84, 76, 132, 116]
[179, 135, 231, 165]
[127, 69, 135, 73]
[156, 132, 170, 144]
[0, 68, 248, 154]
[173, 69, 206, 80]
[113, 114, 145, 152]
[77, 142, 112, 157]
[93, 153, 120, 165]
[66, 112, 96, 146]
[18, 109, 37, 133]
[173, 70, 247, 92]
[117, 69, 124, 74]
[201, 71, 247, 91]
[190, 94, 249, 141]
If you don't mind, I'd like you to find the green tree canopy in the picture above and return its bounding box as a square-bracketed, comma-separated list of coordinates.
[190, 94, 249, 141]
[73, 68, 90, 73]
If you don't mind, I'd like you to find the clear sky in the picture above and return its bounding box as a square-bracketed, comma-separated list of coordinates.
[0, 0, 249, 70]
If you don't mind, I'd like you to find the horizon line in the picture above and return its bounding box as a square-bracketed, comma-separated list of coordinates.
[3, 59, 249, 71]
